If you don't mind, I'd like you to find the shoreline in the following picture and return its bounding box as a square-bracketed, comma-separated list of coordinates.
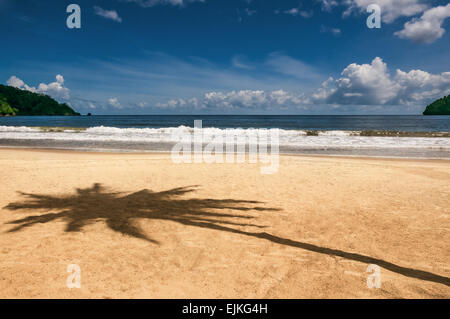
[1, 121, 449, 160]
[1, 145, 450, 163]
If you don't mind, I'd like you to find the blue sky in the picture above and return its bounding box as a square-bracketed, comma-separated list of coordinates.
[1, 0, 450, 114]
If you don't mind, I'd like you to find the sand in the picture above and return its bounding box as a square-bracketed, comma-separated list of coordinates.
[0, 148, 449, 298]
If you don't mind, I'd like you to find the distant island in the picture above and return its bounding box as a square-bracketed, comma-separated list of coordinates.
[0, 84, 80, 116]
[423, 95, 450, 115]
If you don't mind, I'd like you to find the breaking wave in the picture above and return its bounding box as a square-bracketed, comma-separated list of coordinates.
[0, 125, 449, 151]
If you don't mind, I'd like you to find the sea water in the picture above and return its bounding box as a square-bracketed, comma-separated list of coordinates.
[0, 115, 449, 158]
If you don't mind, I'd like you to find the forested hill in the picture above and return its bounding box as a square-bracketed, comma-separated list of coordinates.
[0, 84, 80, 116]
[423, 95, 450, 115]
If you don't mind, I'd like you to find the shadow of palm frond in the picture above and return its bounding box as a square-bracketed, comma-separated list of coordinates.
[4, 183, 450, 287]
[4, 183, 274, 244]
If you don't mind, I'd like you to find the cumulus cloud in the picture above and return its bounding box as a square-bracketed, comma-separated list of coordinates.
[6, 75, 70, 100]
[342, 0, 428, 23]
[108, 97, 122, 109]
[395, 4, 450, 44]
[123, 0, 205, 8]
[394, 69, 450, 104]
[156, 57, 450, 111]
[157, 90, 310, 110]
[313, 57, 450, 105]
[6, 76, 35, 92]
[156, 98, 195, 109]
[94, 6, 122, 23]
[137, 101, 148, 108]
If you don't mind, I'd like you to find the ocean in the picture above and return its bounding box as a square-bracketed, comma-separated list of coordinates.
[0, 115, 449, 158]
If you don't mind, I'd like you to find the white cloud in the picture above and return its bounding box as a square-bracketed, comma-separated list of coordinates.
[156, 98, 193, 109]
[284, 8, 299, 15]
[283, 8, 313, 18]
[313, 57, 450, 105]
[394, 69, 450, 104]
[7, 75, 70, 100]
[156, 90, 309, 110]
[204, 90, 266, 109]
[155, 56, 450, 110]
[6, 76, 35, 92]
[108, 97, 122, 108]
[319, 0, 338, 12]
[395, 4, 450, 44]
[342, 0, 428, 23]
[124, 0, 205, 8]
[323, 1, 450, 44]
[56, 74, 64, 84]
[110, 57, 450, 112]
[94, 6, 122, 23]
[137, 101, 148, 108]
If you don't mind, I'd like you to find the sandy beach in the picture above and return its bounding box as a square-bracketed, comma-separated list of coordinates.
[0, 148, 449, 298]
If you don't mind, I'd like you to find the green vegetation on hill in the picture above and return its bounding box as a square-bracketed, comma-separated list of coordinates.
[423, 95, 450, 115]
[0, 84, 80, 116]
[0, 96, 18, 116]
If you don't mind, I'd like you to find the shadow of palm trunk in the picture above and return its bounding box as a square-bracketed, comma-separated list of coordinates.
[186, 220, 450, 287]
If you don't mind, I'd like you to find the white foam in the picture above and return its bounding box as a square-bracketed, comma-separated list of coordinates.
[0, 125, 449, 150]
[0, 125, 39, 132]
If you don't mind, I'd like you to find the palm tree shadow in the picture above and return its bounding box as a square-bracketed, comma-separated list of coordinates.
[4, 183, 273, 244]
[4, 183, 450, 287]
